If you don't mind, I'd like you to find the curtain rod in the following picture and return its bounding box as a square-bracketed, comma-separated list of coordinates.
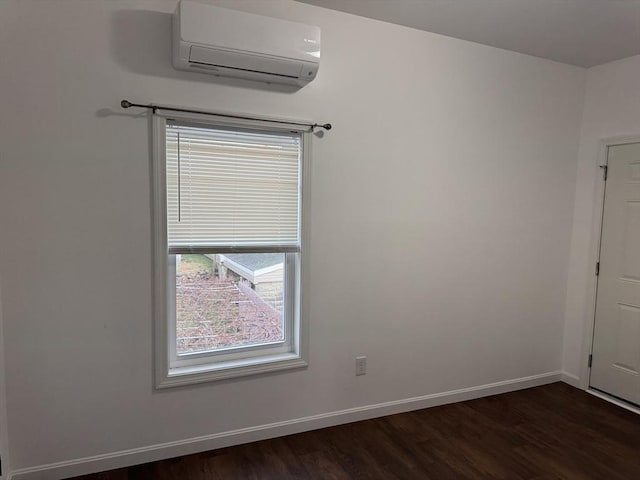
[120, 100, 332, 131]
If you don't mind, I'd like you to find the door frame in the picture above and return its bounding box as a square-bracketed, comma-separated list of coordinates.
[581, 135, 640, 392]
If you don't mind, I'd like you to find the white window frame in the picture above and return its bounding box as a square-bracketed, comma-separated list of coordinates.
[152, 111, 310, 388]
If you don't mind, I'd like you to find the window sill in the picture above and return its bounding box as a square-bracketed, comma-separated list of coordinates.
[156, 353, 308, 389]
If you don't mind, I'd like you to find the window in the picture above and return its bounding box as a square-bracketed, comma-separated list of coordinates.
[153, 113, 309, 388]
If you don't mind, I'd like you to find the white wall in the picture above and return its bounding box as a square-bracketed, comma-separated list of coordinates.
[563, 54, 640, 381]
[0, 0, 585, 474]
[0, 286, 9, 479]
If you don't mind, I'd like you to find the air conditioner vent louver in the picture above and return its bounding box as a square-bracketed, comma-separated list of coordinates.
[189, 63, 300, 80]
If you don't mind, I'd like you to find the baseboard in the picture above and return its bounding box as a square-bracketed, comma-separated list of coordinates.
[560, 371, 581, 388]
[9, 370, 562, 480]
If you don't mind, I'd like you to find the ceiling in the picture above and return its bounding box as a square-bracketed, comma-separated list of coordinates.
[295, 0, 640, 67]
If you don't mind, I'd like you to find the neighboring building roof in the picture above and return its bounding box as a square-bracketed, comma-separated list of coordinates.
[224, 253, 284, 272]
[219, 253, 284, 285]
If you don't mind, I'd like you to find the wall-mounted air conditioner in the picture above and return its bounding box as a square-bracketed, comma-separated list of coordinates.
[173, 1, 321, 87]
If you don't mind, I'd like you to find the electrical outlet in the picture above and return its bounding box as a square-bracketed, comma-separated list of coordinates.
[355, 356, 367, 376]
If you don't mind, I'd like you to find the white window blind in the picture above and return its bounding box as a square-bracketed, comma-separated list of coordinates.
[165, 123, 301, 253]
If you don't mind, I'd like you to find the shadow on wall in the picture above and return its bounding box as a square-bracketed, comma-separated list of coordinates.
[110, 9, 300, 94]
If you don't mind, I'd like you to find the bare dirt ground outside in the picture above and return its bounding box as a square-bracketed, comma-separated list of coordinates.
[176, 256, 284, 354]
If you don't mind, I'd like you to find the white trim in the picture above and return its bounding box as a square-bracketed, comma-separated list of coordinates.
[8, 371, 562, 480]
[298, 133, 311, 370]
[152, 114, 171, 389]
[159, 355, 308, 389]
[587, 388, 640, 415]
[561, 371, 581, 388]
[579, 135, 640, 390]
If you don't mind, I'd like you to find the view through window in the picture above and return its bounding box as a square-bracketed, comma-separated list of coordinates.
[175, 253, 285, 354]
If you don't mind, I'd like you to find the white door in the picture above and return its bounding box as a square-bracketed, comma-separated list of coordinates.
[591, 142, 640, 406]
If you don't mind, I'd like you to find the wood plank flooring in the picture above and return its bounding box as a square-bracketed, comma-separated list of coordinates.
[72, 383, 640, 480]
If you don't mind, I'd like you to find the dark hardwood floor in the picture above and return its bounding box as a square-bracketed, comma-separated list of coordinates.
[72, 383, 640, 480]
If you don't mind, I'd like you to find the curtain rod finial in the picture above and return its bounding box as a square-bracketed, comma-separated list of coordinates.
[323, 123, 332, 130]
[121, 99, 132, 109]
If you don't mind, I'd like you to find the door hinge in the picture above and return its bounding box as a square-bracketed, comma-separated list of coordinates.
[588, 354, 593, 368]
[600, 165, 608, 181]
[595, 262, 600, 276]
